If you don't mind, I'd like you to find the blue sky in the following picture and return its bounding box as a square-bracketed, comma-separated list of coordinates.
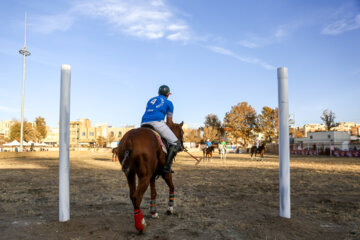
[0, 0, 359, 129]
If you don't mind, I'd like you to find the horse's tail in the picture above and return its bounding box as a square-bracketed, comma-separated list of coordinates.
[122, 150, 131, 176]
[120, 134, 134, 176]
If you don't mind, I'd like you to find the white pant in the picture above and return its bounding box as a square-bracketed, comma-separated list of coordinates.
[142, 121, 178, 146]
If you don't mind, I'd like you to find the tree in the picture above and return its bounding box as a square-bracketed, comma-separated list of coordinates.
[274, 107, 279, 142]
[184, 128, 201, 143]
[223, 102, 258, 146]
[258, 106, 277, 142]
[9, 120, 38, 142]
[203, 126, 220, 141]
[35, 116, 47, 141]
[107, 132, 115, 145]
[290, 128, 305, 138]
[321, 109, 338, 131]
[204, 114, 222, 129]
[204, 114, 223, 137]
[96, 136, 106, 147]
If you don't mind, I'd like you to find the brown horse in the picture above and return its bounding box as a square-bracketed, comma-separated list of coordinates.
[250, 142, 266, 161]
[203, 146, 215, 161]
[111, 147, 118, 162]
[117, 122, 184, 233]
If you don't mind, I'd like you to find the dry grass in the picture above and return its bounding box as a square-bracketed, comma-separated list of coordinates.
[0, 151, 359, 240]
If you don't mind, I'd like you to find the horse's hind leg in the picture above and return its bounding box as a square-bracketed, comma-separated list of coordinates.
[163, 174, 175, 215]
[132, 176, 150, 233]
[126, 172, 136, 208]
[150, 177, 159, 218]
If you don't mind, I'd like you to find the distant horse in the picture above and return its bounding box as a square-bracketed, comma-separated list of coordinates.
[111, 148, 118, 162]
[203, 146, 215, 161]
[117, 122, 184, 233]
[219, 145, 227, 161]
[250, 143, 266, 161]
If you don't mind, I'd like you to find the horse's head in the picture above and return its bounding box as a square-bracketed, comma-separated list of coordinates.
[168, 121, 184, 150]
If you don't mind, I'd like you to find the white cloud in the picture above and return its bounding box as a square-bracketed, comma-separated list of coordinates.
[237, 25, 290, 48]
[207, 46, 275, 70]
[30, 13, 74, 34]
[0, 105, 18, 113]
[29, 0, 191, 41]
[322, 13, 360, 35]
[73, 0, 191, 41]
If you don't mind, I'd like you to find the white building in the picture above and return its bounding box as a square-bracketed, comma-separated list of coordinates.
[295, 131, 351, 150]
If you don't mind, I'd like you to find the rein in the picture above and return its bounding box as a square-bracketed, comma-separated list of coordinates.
[183, 148, 202, 165]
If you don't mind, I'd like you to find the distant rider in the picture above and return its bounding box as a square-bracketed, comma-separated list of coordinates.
[219, 138, 226, 153]
[206, 139, 212, 150]
[141, 85, 181, 173]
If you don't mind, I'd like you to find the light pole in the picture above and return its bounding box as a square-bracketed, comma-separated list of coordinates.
[19, 12, 31, 152]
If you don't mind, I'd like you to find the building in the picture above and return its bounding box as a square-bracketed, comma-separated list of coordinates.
[335, 122, 356, 132]
[43, 128, 59, 146]
[295, 131, 352, 150]
[351, 125, 360, 136]
[67, 119, 135, 147]
[1, 118, 136, 147]
[303, 123, 326, 136]
[0, 120, 15, 139]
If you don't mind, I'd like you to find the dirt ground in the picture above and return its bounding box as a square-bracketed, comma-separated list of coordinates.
[0, 151, 359, 240]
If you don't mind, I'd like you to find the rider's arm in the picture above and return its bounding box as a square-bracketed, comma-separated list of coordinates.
[166, 116, 174, 125]
[166, 100, 174, 126]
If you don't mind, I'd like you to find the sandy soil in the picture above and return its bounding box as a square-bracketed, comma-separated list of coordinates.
[0, 151, 359, 240]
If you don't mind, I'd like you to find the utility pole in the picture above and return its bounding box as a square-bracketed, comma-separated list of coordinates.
[19, 12, 31, 152]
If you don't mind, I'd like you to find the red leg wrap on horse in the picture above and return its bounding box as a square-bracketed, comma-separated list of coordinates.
[134, 209, 144, 231]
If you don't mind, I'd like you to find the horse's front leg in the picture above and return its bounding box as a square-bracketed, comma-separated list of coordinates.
[150, 177, 159, 218]
[163, 174, 175, 215]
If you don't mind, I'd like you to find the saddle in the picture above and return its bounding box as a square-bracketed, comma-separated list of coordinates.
[141, 124, 168, 154]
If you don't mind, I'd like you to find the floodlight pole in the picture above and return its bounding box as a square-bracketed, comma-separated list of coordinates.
[19, 12, 31, 152]
[59, 64, 71, 222]
[277, 67, 291, 218]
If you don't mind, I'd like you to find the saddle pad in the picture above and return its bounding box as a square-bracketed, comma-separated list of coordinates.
[149, 129, 167, 154]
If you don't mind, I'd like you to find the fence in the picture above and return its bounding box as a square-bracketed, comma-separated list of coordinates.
[264, 143, 360, 157]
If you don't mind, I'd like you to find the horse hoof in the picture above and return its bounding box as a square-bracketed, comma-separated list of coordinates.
[166, 206, 174, 215]
[139, 226, 146, 234]
[151, 213, 159, 219]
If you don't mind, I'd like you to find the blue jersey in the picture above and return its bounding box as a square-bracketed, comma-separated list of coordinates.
[206, 141, 212, 147]
[141, 95, 174, 123]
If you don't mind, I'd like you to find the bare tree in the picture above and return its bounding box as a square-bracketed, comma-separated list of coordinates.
[203, 114, 223, 137]
[96, 136, 106, 147]
[107, 132, 116, 145]
[203, 126, 220, 141]
[321, 109, 338, 131]
[184, 128, 201, 143]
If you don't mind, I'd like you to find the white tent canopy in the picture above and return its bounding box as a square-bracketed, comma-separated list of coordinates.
[3, 140, 50, 147]
[3, 140, 20, 146]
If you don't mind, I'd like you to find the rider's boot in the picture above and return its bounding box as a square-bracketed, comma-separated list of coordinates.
[163, 141, 181, 173]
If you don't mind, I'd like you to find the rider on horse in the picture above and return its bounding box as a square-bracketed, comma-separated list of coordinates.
[206, 139, 212, 149]
[141, 85, 181, 173]
[219, 138, 226, 151]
